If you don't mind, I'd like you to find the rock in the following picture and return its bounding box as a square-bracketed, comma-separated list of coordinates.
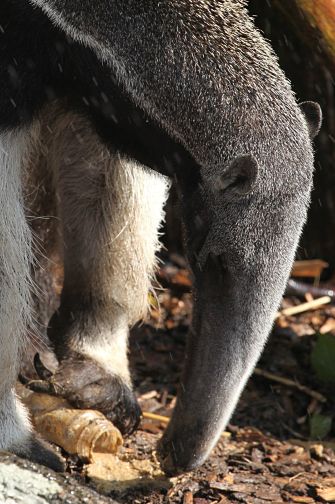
[0, 452, 120, 504]
[0, 463, 61, 504]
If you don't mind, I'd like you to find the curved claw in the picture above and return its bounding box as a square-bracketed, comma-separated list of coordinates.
[105, 388, 142, 436]
[34, 353, 53, 380]
[18, 373, 30, 385]
[25, 379, 58, 395]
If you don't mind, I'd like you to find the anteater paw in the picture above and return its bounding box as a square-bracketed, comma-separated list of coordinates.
[27, 353, 141, 436]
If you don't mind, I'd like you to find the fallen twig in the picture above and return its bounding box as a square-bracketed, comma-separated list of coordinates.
[276, 295, 331, 319]
[286, 279, 335, 301]
[142, 411, 170, 423]
[253, 367, 327, 403]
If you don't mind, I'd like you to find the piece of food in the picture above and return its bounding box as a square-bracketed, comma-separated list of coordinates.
[18, 384, 123, 461]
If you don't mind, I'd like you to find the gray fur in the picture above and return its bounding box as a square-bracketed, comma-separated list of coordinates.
[29, 0, 313, 181]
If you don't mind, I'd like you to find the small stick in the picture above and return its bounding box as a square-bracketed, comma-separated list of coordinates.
[275, 295, 331, 319]
[142, 411, 231, 438]
[253, 367, 327, 403]
[142, 411, 170, 423]
[286, 279, 335, 301]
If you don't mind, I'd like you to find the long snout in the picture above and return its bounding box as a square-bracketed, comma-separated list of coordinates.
[157, 255, 279, 475]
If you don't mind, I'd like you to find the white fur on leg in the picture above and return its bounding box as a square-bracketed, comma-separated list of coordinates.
[78, 321, 132, 385]
[75, 157, 170, 383]
[0, 392, 31, 452]
[99, 154, 170, 324]
[0, 128, 36, 451]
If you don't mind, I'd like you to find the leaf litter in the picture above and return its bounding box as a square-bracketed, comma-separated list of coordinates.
[17, 256, 335, 503]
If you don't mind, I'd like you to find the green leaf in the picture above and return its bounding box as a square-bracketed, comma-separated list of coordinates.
[309, 413, 332, 440]
[311, 333, 335, 384]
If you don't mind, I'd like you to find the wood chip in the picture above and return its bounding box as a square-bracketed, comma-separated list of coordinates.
[289, 496, 315, 503]
[291, 260, 328, 278]
[216, 498, 231, 504]
[183, 491, 194, 504]
[316, 487, 335, 501]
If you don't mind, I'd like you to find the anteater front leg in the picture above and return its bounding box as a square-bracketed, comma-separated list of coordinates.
[43, 109, 169, 434]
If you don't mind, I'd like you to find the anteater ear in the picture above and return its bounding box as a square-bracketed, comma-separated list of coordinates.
[217, 154, 258, 196]
[300, 101, 322, 139]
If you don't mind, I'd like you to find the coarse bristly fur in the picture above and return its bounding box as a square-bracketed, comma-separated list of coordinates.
[0, 0, 321, 474]
[0, 128, 34, 452]
[0, 126, 64, 470]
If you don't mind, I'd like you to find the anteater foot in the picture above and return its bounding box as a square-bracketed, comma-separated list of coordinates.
[27, 352, 141, 436]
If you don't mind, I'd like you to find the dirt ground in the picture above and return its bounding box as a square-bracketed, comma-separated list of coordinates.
[19, 254, 335, 503]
